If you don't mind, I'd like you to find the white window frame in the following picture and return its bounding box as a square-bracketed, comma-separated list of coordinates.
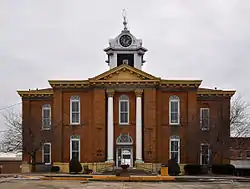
[200, 143, 210, 165]
[42, 104, 51, 130]
[119, 95, 129, 125]
[70, 136, 80, 162]
[169, 96, 180, 125]
[42, 143, 51, 165]
[200, 108, 210, 130]
[70, 96, 80, 125]
[169, 136, 180, 163]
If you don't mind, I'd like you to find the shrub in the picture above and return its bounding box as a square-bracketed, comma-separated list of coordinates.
[69, 158, 82, 173]
[51, 166, 60, 173]
[168, 159, 180, 176]
[212, 164, 235, 175]
[184, 164, 204, 175]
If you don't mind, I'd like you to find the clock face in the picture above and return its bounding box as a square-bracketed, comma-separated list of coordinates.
[119, 35, 132, 47]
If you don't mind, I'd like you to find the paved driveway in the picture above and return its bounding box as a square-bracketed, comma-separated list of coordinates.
[0, 180, 250, 189]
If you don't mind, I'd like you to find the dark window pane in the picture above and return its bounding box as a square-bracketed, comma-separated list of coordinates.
[120, 101, 128, 112]
[72, 141, 79, 151]
[43, 109, 50, 118]
[72, 113, 80, 123]
[72, 152, 79, 161]
[72, 101, 79, 112]
[44, 155, 50, 163]
[44, 144, 50, 153]
[120, 112, 128, 123]
[171, 152, 178, 162]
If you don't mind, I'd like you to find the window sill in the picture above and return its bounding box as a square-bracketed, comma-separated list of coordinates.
[42, 128, 51, 131]
[119, 123, 130, 126]
[201, 128, 210, 131]
[70, 123, 81, 126]
[169, 123, 180, 126]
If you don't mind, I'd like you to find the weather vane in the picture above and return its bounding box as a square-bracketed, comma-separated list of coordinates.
[122, 9, 128, 30]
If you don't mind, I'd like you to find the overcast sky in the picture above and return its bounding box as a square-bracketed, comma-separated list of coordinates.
[1, 0, 250, 130]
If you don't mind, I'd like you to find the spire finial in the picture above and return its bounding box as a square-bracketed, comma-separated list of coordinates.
[122, 9, 128, 30]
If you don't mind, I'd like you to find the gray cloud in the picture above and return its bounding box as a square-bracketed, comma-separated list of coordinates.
[1, 0, 250, 129]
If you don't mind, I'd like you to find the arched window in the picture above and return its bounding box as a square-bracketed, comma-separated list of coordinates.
[169, 135, 180, 163]
[42, 104, 51, 130]
[169, 96, 180, 125]
[119, 95, 129, 125]
[70, 96, 80, 125]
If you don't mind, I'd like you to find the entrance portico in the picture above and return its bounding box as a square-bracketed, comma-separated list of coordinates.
[106, 88, 144, 166]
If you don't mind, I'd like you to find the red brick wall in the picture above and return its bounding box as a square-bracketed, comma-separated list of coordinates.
[22, 98, 53, 163]
[21, 87, 232, 165]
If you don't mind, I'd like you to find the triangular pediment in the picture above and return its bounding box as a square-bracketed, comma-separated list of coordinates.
[91, 64, 159, 81]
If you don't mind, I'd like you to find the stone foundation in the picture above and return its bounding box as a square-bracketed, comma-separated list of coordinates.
[54, 162, 114, 173]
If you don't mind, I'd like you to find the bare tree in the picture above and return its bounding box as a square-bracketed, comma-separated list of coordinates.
[1, 110, 57, 172]
[230, 95, 250, 137]
[0, 111, 22, 152]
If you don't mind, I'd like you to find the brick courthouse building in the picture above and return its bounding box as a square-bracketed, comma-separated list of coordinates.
[18, 20, 235, 172]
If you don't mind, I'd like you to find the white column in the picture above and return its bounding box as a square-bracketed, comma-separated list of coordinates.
[135, 89, 143, 163]
[106, 89, 114, 162]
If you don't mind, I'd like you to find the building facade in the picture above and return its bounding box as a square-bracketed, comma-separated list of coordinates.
[230, 137, 250, 170]
[18, 22, 235, 171]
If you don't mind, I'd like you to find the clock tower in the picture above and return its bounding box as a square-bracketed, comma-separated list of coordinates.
[104, 12, 147, 70]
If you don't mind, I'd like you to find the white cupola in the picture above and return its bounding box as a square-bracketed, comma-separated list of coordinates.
[104, 11, 147, 70]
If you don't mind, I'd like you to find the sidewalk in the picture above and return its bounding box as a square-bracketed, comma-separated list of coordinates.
[2, 173, 250, 182]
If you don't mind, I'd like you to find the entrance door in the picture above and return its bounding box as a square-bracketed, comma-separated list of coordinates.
[116, 147, 133, 167]
[116, 134, 133, 167]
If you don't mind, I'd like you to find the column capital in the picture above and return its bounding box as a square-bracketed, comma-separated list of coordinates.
[135, 89, 143, 97]
[106, 89, 115, 97]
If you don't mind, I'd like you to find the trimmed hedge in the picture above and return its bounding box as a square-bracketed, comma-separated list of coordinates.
[168, 159, 180, 176]
[184, 164, 204, 175]
[51, 166, 60, 173]
[69, 158, 82, 173]
[212, 164, 235, 175]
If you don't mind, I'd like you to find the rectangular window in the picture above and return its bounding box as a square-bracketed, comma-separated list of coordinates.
[246, 151, 250, 159]
[42, 104, 51, 130]
[70, 96, 80, 125]
[200, 108, 210, 130]
[43, 143, 51, 164]
[70, 137, 80, 161]
[200, 144, 210, 165]
[169, 137, 180, 163]
[119, 100, 129, 124]
[238, 151, 243, 159]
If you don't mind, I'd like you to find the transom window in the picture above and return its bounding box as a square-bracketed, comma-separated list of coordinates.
[200, 108, 210, 130]
[200, 144, 210, 165]
[42, 104, 51, 130]
[169, 96, 180, 125]
[43, 143, 51, 164]
[70, 136, 80, 161]
[169, 136, 180, 163]
[70, 96, 80, 125]
[119, 95, 129, 125]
